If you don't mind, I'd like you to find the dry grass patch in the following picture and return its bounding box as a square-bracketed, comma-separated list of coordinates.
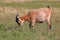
[4, 0, 60, 3]
[53, 8, 60, 13]
[4, 0, 39, 3]
[0, 7, 17, 14]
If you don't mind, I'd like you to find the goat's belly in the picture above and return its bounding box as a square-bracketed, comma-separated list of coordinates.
[36, 14, 46, 22]
[36, 17, 46, 22]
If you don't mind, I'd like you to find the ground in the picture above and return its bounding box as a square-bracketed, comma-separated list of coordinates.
[0, 1, 60, 40]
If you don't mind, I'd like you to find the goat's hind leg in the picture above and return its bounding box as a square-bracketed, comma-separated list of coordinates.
[47, 20, 51, 29]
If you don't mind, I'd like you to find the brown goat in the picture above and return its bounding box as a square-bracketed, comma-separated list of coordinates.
[16, 6, 52, 29]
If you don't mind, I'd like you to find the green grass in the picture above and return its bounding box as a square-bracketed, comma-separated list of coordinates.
[0, 1, 60, 40]
[0, 1, 60, 8]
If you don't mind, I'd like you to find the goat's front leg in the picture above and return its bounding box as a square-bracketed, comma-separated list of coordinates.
[29, 20, 35, 29]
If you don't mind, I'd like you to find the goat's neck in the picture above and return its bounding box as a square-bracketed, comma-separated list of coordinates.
[20, 15, 30, 21]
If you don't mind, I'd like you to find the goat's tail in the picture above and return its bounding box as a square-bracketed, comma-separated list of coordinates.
[47, 5, 50, 8]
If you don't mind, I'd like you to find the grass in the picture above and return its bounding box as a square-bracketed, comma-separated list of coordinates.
[0, 1, 60, 8]
[0, 1, 60, 40]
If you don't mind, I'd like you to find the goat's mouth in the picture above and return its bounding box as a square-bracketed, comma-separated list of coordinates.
[16, 18, 24, 26]
[16, 21, 20, 25]
[16, 19, 20, 26]
[16, 21, 23, 27]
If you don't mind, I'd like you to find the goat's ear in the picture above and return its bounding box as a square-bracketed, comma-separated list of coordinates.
[16, 14, 19, 24]
[16, 14, 19, 22]
[16, 14, 19, 18]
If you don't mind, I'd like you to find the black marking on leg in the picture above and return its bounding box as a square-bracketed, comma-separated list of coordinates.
[29, 22, 31, 28]
[49, 24, 51, 29]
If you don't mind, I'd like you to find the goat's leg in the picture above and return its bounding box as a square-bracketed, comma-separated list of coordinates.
[47, 20, 51, 29]
[29, 20, 35, 29]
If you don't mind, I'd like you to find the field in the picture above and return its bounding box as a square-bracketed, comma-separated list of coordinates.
[0, 1, 60, 40]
